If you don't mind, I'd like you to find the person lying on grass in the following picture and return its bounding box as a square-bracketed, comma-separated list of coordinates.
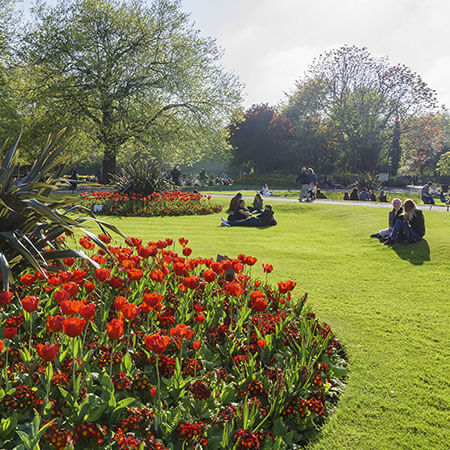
[370, 198, 403, 241]
[221, 205, 277, 227]
[383, 199, 425, 245]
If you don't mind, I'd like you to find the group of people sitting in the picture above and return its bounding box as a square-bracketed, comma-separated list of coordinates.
[422, 182, 449, 210]
[371, 198, 425, 245]
[344, 187, 387, 202]
[221, 192, 277, 227]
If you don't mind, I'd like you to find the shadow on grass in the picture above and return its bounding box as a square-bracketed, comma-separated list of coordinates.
[392, 239, 430, 265]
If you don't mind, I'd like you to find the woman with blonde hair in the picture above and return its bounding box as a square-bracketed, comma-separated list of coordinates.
[384, 199, 425, 245]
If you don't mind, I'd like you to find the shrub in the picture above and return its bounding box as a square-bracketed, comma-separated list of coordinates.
[0, 236, 346, 449]
[0, 131, 124, 290]
[114, 161, 174, 196]
[80, 191, 222, 216]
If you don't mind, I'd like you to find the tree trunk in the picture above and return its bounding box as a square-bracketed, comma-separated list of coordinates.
[102, 149, 116, 184]
[391, 117, 401, 176]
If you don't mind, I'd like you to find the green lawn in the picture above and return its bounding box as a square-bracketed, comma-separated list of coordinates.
[96, 200, 450, 449]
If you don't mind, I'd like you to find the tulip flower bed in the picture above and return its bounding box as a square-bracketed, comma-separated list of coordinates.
[0, 235, 346, 449]
[79, 191, 222, 217]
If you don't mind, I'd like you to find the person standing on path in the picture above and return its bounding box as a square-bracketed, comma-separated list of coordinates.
[308, 168, 318, 201]
[296, 167, 310, 202]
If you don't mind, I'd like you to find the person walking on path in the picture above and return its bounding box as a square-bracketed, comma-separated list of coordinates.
[296, 167, 310, 202]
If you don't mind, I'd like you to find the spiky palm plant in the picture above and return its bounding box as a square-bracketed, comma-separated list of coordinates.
[113, 160, 175, 196]
[0, 129, 125, 290]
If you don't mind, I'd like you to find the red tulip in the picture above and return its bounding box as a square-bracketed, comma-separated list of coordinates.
[4, 327, 18, 339]
[182, 276, 199, 290]
[127, 269, 143, 282]
[84, 281, 96, 293]
[170, 324, 194, 342]
[178, 237, 188, 247]
[37, 343, 60, 362]
[0, 291, 13, 306]
[46, 315, 64, 333]
[144, 333, 170, 354]
[106, 318, 124, 340]
[0, 340, 3, 353]
[122, 303, 140, 322]
[224, 282, 243, 297]
[53, 289, 70, 305]
[262, 263, 273, 273]
[80, 302, 96, 321]
[21, 296, 39, 313]
[257, 339, 266, 348]
[150, 386, 157, 398]
[173, 262, 186, 276]
[63, 317, 86, 337]
[114, 296, 128, 311]
[193, 341, 201, 351]
[95, 268, 110, 282]
[21, 273, 36, 286]
[203, 269, 216, 283]
[182, 247, 192, 257]
[143, 292, 162, 310]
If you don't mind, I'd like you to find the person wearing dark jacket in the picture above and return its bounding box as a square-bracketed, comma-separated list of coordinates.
[227, 193, 242, 213]
[370, 198, 403, 239]
[227, 199, 251, 222]
[384, 199, 425, 245]
[221, 205, 277, 227]
[350, 187, 359, 200]
[296, 167, 311, 202]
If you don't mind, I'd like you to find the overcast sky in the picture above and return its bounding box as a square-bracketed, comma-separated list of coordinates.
[17, 0, 450, 109]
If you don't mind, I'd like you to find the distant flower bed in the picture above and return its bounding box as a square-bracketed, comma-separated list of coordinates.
[0, 236, 347, 449]
[80, 191, 222, 216]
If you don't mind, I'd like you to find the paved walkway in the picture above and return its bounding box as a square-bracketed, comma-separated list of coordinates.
[210, 193, 449, 212]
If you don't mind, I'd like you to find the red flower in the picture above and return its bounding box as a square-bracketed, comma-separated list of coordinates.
[46, 315, 64, 333]
[106, 318, 124, 340]
[196, 313, 205, 323]
[170, 324, 194, 343]
[137, 246, 152, 258]
[109, 276, 124, 290]
[143, 292, 162, 309]
[98, 233, 112, 244]
[232, 261, 243, 273]
[278, 280, 297, 294]
[127, 269, 143, 282]
[246, 256, 257, 266]
[182, 276, 200, 290]
[210, 262, 223, 274]
[53, 288, 70, 305]
[224, 282, 243, 297]
[84, 281, 95, 293]
[37, 343, 60, 362]
[203, 270, 216, 283]
[4, 327, 18, 339]
[178, 237, 189, 247]
[21, 296, 39, 313]
[0, 340, 3, 353]
[114, 296, 128, 311]
[95, 268, 110, 282]
[182, 247, 192, 257]
[257, 339, 266, 348]
[150, 270, 164, 282]
[150, 386, 157, 398]
[251, 297, 267, 312]
[0, 291, 13, 306]
[173, 262, 186, 276]
[48, 276, 62, 287]
[262, 263, 273, 273]
[193, 341, 201, 351]
[63, 282, 79, 298]
[144, 333, 171, 354]
[63, 258, 75, 266]
[63, 317, 86, 337]
[21, 273, 36, 286]
[80, 303, 96, 321]
[122, 303, 140, 322]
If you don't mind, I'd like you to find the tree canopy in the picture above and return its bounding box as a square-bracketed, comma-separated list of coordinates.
[18, 0, 242, 181]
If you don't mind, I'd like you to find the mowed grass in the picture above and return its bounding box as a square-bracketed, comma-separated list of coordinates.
[95, 201, 450, 449]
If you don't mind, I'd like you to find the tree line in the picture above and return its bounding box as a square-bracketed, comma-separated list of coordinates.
[229, 46, 450, 179]
[0, 0, 242, 182]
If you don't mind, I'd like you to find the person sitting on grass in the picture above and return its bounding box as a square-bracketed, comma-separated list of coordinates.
[359, 188, 369, 201]
[350, 187, 359, 200]
[249, 192, 264, 213]
[221, 205, 277, 227]
[370, 198, 403, 240]
[316, 188, 327, 199]
[421, 182, 435, 205]
[261, 184, 273, 196]
[227, 199, 251, 222]
[383, 199, 425, 245]
[369, 190, 377, 201]
[227, 192, 242, 213]
[343, 192, 350, 200]
[439, 191, 449, 210]
[379, 191, 388, 202]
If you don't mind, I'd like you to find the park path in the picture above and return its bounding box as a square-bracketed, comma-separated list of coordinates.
[209, 193, 449, 211]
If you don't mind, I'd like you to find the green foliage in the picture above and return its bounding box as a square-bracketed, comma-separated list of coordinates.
[437, 151, 450, 176]
[0, 130, 125, 289]
[113, 160, 174, 196]
[354, 172, 383, 191]
[19, 0, 242, 182]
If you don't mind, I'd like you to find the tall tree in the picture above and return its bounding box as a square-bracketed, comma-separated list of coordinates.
[285, 46, 437, 174]
[19, 0, 241, 182]
[229, 104, 292, 173]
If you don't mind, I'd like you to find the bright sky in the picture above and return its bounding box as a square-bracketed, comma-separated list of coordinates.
[17, 0, 450, 109]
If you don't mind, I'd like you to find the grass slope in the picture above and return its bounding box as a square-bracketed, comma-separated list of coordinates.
[97, 200, 450, 449]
